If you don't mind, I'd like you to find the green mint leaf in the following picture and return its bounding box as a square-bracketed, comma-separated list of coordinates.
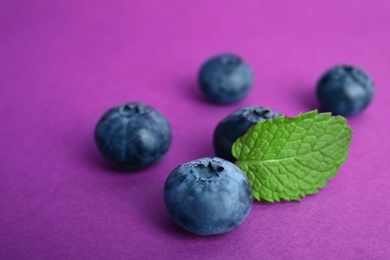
[232, 110, 352, 202]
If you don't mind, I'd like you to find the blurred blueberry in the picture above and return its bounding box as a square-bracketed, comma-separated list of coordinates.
[213, 106, 282, 161]
[198, 54, 254, 104]
[316, 65, 375, 116]
[164, 157, 253, 236]
[94, 102, 172, 170]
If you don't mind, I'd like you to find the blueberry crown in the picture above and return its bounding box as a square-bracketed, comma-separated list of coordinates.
[191, 161, 224, 180]
[119, 103, 150, 116]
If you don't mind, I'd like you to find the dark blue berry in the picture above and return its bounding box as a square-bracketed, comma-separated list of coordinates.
[164, 157, 253, 236]
[213, 106, 282, 162]
[316, 65, 375, 116]
[198, 54, 254, 104]
[94, 102, 172, 170]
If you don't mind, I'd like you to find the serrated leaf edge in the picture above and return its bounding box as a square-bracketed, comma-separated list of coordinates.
[232, 110, 352, 203]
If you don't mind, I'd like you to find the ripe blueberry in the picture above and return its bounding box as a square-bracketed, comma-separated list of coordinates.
[213, 106, 282, 161]
[198, 54, 254, 104]
[164, 157, 253, 236]
[94, 102, 172, 170]
[316, 65, 375, 116]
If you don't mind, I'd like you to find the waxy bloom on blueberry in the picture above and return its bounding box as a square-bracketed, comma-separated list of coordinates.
[164, 157, 253, 236]
[213, 106, 282, 161]
[316, 65, 375, 116]
[198, 54, 254, 104]
[94, 102, 172, 170]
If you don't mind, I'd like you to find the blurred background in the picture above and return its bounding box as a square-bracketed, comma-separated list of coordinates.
[1, 1, 389, 259]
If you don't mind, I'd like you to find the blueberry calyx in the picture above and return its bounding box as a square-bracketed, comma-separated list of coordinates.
[119, 103, 148, 116]
[219, 55, 240, 66]
[191, 161, 224, 180]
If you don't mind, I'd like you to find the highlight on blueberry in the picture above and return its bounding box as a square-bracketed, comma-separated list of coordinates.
[213, 106, 282, 162]
[198, 54, 254, 104]
[164, 157, 253, 236]
[94, 102, 172, 170]
[316, 65, 375, 116]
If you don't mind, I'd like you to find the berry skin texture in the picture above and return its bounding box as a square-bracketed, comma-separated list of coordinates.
[316, 65, 375, 116]
[213, 106, 282, 162]
[164, 157, 253, 236]
[198, 54, 254, 104]
[94, 102, 172, 170]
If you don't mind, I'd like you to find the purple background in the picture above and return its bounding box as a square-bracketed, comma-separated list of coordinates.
[1, 0, 389, 259]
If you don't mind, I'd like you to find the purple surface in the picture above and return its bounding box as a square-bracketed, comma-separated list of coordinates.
[1, 0, 389, 259]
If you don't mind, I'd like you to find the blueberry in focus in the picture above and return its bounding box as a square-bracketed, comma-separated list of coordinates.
[164, 157, 253, 236]
[94, 102, 172, 170]
[198, 54, 254, 104]
[316, 65, 375, 116]
[213, 106, 282, 162]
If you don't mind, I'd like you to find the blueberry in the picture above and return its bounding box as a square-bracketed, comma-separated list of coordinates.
[198, 54, 254, 104]
[164, 157, 253, 236]
[213, 106, 282, 161]
[316, 65, 375, 116]
[94, 102, 172, 170]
